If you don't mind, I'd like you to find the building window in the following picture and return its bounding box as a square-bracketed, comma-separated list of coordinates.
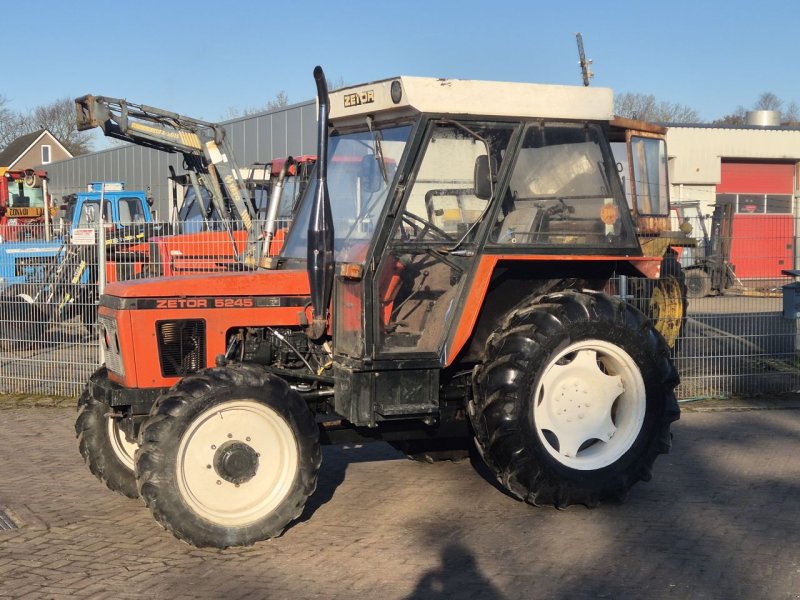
[41, 145, 51, 164]
[715, 192, 794, 214]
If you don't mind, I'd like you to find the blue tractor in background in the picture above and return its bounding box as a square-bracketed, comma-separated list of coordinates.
[0, 183, 156, 350]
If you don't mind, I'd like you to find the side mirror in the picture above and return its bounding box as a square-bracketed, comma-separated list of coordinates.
[359, 155, 383, 194]
[474, 155, 496, 200]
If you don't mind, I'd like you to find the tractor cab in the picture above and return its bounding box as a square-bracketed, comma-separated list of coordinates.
[276, 76, 642, 423]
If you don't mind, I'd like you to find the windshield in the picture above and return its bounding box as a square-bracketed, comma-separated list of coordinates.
[282, 124, 412, 264]
[77, 200, 113, 226]
[179, 187, 224, 233]
[117, 197, 148, 224]
[7, 180, 45, 209]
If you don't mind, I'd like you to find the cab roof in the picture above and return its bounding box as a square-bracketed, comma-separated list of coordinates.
[328, 76, 614, 123]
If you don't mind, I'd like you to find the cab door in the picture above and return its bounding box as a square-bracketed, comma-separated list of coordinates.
[373, 120, 517, 360]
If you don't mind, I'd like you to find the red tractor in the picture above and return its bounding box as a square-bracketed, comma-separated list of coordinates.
[0, 169, 52, 241]
[76, 68, 679, 548]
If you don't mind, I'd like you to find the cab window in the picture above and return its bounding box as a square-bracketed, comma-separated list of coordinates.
[492, 123, 634, 248]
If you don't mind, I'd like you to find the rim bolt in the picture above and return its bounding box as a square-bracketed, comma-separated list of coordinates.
[206, 464, 211, 469]
[227, 433, 233, 439]
[216, 480, 222, 485]
[211, 445, 216, 450]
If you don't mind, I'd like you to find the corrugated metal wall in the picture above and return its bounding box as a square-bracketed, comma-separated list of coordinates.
[41, 100, 316, 219]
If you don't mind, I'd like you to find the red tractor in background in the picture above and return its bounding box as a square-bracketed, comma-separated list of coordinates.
[0, 169, 53, 241]
[147, 155, 316, 277]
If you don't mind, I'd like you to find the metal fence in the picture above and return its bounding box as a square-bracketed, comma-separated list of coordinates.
[1, 212, 799, 400]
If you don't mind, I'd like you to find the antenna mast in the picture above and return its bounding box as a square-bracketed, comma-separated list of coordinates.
[575, 33, 594, 86]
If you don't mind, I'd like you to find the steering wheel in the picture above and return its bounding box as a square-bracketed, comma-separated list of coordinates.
[401, 211, 453, 242]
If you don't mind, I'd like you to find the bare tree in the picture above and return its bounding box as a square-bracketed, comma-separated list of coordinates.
[265, 91, 289, 111]
[715, 92, 799, 125]
[754, 92, 782, 112]
[223, 91, 290, 120]
[29, 98, 93, 155]
[224, 78, 347, 121]
[0, 95, 29, 149]
[326, 76, 348, 92]
[784, 101, 799, 123]
[614, 92, 700, 123]
[713, 106, 747, 125]
[0, 97, 92, 155]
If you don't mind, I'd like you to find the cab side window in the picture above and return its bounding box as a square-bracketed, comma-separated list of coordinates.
[493, 123, 633, 248]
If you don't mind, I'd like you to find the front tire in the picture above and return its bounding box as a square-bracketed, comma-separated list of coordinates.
[75, 367, 139, 498]
[470, 290, 679, 508]
[136, 363, 321, 548]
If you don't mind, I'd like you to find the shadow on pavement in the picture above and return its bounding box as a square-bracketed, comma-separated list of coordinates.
[405, 542, 507, 600]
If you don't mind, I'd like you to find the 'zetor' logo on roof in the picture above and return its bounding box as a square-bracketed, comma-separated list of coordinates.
[344, 90, 375, 108]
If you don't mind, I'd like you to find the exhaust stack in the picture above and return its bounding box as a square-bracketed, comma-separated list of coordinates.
[306, 66, 334, 340]
[260, 156, 295, 265]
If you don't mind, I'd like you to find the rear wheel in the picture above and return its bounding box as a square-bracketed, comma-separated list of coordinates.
[470, 290, 679, 507]
[136, 363, 321, 548]
[75, 367, 139, 498]
[648, 251, 688, 348]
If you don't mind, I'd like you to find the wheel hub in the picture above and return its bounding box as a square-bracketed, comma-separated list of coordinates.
[534, 342, 645, 468]
[555, 377, 592, 423]
[213, 441, 259, 485]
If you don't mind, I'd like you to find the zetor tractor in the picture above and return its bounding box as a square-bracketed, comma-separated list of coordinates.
[76, 67, 679, 548]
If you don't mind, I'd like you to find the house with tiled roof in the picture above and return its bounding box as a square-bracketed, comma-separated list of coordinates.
[0, 129, 72, 176]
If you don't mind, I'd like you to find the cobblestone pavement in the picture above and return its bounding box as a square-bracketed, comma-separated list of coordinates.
[1, 404, 799, 600]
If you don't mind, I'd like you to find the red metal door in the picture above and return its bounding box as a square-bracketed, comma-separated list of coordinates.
[718, 162, 795, 279]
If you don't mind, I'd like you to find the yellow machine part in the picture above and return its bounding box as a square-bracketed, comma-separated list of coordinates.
[648, 275, 685, 348]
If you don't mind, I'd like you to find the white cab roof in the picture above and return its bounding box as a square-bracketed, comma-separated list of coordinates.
[329, 76, 614, 123]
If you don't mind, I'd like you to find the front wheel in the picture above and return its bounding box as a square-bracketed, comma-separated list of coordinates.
[470, 290, 679, 508]
[136, 363, 321, 548]
[75, 367, 139, 498]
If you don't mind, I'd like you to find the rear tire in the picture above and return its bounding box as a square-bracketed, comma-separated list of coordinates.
[136, 363, 321, 548]
[75, 367, 139, 498]
[648, 251, 688, 348]
[469, 290, 679, 508]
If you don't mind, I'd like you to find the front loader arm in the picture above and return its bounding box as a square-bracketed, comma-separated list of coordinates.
[75, 95, 261, 265]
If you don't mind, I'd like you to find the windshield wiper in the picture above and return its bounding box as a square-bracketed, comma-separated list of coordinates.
[366, 116, 389, 184]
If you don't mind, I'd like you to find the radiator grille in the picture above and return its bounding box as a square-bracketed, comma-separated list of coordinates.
[98, 316, 124, 377]
[157, 320, 206, 377]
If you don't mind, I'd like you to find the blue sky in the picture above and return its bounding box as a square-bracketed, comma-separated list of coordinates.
[7, 0, 799, 137]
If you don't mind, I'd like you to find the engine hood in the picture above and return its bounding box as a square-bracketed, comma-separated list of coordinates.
[103, 269, 310, 299]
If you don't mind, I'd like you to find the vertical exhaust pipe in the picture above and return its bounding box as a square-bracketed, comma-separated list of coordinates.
[307, 66, 334, 340]
[262, 156, 294, 250]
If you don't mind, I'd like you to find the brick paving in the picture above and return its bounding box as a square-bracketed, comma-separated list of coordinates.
[0, 404, 799, 599]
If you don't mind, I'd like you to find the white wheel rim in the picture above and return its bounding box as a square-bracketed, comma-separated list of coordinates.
[533, 339, 646, 470]
[176, 400, 299, 527]
[107, 417, 137, 471]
